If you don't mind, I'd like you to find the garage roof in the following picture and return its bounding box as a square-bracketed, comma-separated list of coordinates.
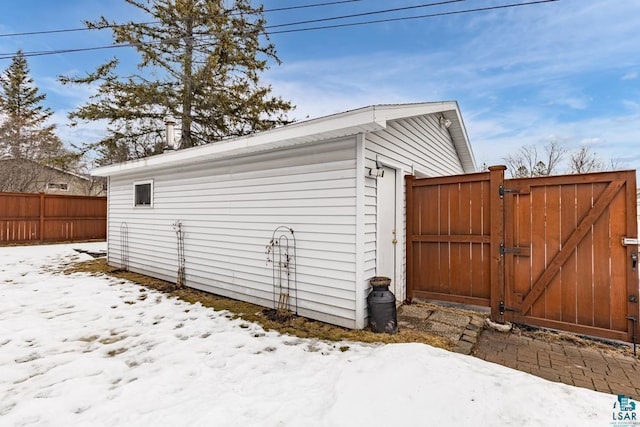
[92, 101, 476, 177]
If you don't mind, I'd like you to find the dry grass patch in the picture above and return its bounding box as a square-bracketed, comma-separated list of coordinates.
[66, 258, 453, 350]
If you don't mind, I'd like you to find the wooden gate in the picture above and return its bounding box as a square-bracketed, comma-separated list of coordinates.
[406, 167, 640, 343]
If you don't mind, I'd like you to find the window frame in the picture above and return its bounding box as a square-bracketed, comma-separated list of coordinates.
[47, 182, 70, 191]
[133, 179, 154, 207]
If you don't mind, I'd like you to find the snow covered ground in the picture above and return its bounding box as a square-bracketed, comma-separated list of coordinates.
[0, 243, 621, 426]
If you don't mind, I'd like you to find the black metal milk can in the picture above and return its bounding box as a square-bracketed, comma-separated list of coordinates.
[367, 276, 398, 334]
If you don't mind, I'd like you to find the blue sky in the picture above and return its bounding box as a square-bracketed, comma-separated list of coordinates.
[1, 0, 639, 175]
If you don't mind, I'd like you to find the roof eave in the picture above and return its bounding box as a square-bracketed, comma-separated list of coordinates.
[92, 106, 387, 177]
[91, 101, 476, 177]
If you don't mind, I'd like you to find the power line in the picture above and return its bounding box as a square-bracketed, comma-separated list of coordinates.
[0, 0, 560, 60]
[0, 0, 364, 38]
[266, 0, 466, 29]
[262, 0, 363, 13]
[268, 0, 559, 34]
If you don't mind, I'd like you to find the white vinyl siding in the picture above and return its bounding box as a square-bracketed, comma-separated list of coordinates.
[365, 115, 464, 176]
[107, 138, 359, 328]
[364, 114, 466, 303]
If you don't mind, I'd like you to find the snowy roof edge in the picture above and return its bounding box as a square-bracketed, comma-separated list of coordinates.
[91, 101, 476, 177]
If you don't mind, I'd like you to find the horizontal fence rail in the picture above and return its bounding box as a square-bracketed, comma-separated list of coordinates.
[0, 192, 107, 244]
[406, 167, 639, 343]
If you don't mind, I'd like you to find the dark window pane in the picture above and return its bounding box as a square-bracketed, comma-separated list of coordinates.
[135, 183, 151, 205]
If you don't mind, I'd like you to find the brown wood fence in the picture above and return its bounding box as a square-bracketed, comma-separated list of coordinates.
[0, 192, 107, 244]
[406, 167, 640, 343]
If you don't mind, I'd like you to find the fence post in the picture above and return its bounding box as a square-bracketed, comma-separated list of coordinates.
[405, 174, 416, 303]
[39, 192, 45, 242]
[489, 165, 506, 323]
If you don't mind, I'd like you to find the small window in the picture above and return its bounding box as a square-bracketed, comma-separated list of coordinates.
[47, 183, 69, 191]
[134, 180, 153, 207]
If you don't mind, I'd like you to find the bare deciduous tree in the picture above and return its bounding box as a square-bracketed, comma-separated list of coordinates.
[568, 146, 603, 174]
[503, 141, 567, 178]
[0, 159, 59, 193]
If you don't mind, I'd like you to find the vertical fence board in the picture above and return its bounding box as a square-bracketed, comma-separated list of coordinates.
[513, 193, 531, 300]
[457, 182, 472, 296]
[530, 187, 546, 318]
[575, 184, 595, 326]
[407, 168, 637, 343]
[470, 180, 486, 299]
[592, 204, 611, 329]
[0, 192, 106, 244]
[544, 185, 562, 321]
[560, 185, 578, 324]
[610, 186, 628, 331]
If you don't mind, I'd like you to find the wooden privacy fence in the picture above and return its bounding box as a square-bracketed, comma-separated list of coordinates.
[406, 166, 640, 343]
[0, 192, 107, 244]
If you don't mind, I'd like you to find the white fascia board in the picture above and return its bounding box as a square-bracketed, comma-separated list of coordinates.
[92, 106, 386, 177]
[91, 101, 471, 177]
[377, 101, 477, 173]
[374, 101, 458, 122]
[448, 106, 477, 173]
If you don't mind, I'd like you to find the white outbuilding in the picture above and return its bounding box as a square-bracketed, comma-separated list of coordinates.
[92, 102, 476, 328]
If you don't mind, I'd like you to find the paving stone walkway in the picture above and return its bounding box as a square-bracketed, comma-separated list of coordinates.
[397, 302, 486, 354]
[474, 328, 640, 399]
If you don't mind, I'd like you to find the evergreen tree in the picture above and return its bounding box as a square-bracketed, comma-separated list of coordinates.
[61, 0, 294, 165]
[0, 50, 67, 165]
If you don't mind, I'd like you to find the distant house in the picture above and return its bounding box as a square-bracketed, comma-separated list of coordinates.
[92, 102, 476, 329]
[0, 158, 106, 196]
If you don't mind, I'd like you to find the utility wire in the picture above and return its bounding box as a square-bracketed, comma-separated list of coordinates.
[266, 0, 466, 29]
[0, 0, 364, 38]
[268, 0, 559, 34]
[262, 0, 363, 13]
[0, 0, 560, 60]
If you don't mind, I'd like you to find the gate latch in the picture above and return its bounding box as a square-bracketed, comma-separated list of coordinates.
[499, 185, 520, 198]
[499, 243, 521, 256]
[632, 250, 638, 271]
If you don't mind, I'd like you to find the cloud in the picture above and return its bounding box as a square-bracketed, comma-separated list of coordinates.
[538, 86, 591, 110]
[579, 138, 604, 146]
[467, 109, 639, 172]
[51, 110, 107, 150]
[267, 2, 640, 121]
[621, 100, 640, 114]
[622, 71, 638, 80]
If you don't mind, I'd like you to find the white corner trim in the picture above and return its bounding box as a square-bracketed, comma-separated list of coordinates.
[354, 133, 367, 329]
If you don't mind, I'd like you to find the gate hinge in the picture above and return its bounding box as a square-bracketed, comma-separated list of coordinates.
[499, 301, 519, 315]
[499, 243, 521, 256]
[499, 185, 520, 198]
